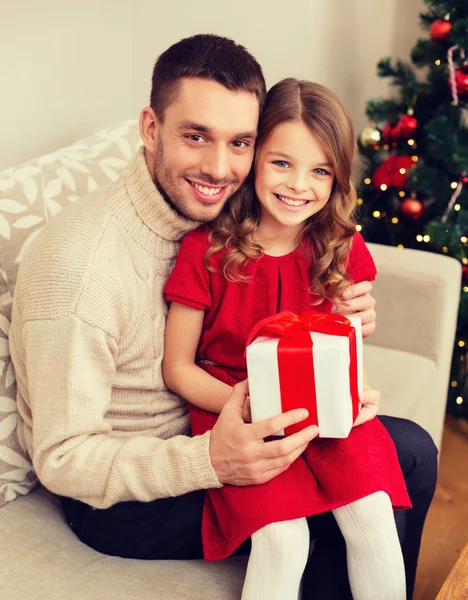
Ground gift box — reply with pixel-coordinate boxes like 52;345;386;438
246;311;363;438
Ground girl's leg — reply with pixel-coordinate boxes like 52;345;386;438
242;517;310;600
332;491;406;600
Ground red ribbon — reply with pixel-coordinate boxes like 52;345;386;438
246;311;360;436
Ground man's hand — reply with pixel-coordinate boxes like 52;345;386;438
354;388;381;427
332;280;376;338
210;380;319;486
242;395;252;423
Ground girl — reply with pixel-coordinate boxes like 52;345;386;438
163;79;410;600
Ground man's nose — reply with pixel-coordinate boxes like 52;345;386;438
200;146;230;183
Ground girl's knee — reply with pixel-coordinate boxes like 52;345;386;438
260;518;310;553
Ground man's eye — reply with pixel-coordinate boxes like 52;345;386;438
231;140;248;148
187;135;205;143
273;160;290;168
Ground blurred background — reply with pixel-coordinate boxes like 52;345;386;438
0;0;421;170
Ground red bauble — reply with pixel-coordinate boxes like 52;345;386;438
430;19;452;41
463;265;468;281
382;114;418;143
401;198;424;220
373;155;414;190
454;66;468;97
396;114;418;138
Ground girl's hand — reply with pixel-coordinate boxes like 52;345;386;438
242;396;252;423
353;388;381;427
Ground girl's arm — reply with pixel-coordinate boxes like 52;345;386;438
162;301;234;415
354;367;381;426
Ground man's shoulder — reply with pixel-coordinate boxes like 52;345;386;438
14;185;141;325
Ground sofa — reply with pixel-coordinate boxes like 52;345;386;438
0;121;462;600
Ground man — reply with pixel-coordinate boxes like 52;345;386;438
9;34;437;599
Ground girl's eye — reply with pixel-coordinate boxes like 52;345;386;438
314;168;330;176
273;160;290;168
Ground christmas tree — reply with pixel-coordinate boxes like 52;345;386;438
357;0;468;419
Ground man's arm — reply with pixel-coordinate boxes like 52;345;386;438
20;314;222;508
332;280;376;338
20;313;317;506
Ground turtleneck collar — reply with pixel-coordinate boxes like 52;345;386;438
125;146;201;241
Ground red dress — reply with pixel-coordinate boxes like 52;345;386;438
164;226;411;561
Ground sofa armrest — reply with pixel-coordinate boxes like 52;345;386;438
366;243;461;362
366;243;461;438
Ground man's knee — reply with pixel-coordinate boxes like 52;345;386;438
379;416;438;493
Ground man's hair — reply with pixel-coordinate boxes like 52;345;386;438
150;34;266;120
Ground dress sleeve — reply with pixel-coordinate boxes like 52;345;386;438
346;232;377;284
164;230;212;311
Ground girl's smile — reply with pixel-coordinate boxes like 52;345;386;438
254;120;335;241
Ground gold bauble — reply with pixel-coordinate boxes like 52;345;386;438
360;127;381;147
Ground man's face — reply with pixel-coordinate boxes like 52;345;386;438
149;78;259;222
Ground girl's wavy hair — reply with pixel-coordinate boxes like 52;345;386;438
205;78;358;303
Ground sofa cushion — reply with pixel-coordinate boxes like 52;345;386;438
0;299;36;507
0;487;247;600
364;344;438;442
0;120;140;298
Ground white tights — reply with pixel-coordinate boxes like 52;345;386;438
241;491;406;600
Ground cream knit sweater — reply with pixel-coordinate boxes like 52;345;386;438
9;147;222;508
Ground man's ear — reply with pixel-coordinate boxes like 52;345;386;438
139;106;159;155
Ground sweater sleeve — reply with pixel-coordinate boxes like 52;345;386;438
346;232;377;284
22;315;221;507
164;230;212;311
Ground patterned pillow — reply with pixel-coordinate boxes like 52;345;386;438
0;119;141;299
0;298;37;506
0;120;141;506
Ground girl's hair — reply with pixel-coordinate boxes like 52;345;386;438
205;78;358;303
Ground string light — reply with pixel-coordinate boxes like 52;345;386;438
397;244;404;249
392;217;399;224
416;234;423;242
399;168;406;174
364;178;371;185
383;144;390;150
356;224;363;232
458;340;465;347
455;204;461;211
464;286;468;292
373;210;381;218
456;396;464;405
411;155;419;162
435;59;441;66
442;246;449;252
380;184;388;191
423;234;430;242
451;381;458;387
463;257;468;264
357;198;363;205
408;139;415;146
399;191;405;197
461;236;467;243
451;181;458;189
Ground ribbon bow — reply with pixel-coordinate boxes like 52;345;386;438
246;310;353;347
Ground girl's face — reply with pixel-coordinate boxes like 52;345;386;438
254;120;335;236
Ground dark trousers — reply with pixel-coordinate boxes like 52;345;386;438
60;416;438;600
